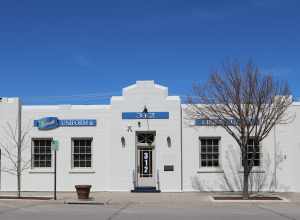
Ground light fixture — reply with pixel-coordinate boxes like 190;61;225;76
142;106;148;113
167;136;171;148
127;126;133;132
121;136;126;148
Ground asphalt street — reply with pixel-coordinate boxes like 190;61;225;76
0;201;299;220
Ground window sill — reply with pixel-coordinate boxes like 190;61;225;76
29;169;53;174
238;168;265;173
69;169;95;174
197;168;224;173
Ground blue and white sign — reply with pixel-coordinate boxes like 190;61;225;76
195;119;237;126
122;112;169;119
34;117;97;130
195;118;258;126
34;117;59;130
59;119;97;126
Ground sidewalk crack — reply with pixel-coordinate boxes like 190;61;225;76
106;202;132;220
255;205;297;220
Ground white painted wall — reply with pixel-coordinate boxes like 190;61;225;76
0;98;20;191
0;81;299;192
181;104;300;192
275;105;300;192
109;81;182;192
10;105;111;191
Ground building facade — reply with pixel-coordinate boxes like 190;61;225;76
0;80;299;192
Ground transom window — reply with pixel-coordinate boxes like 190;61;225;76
244;138;260;167
32;138;52;168
72;138;92;168
200;138;219;167
137;133;155;144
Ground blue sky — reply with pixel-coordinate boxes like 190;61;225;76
0;0;299;104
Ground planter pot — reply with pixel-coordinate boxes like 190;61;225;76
75;185;91;200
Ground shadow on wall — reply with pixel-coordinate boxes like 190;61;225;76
191;144;290;193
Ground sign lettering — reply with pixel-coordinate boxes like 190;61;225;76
122;112;169;119
34;117;97;130
195;118;259;126
143;152;149;174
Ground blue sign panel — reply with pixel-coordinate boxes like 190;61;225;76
34;117;97;130
195;119;233;126
122;112;169;119
34;117;59;130
195;118;258;126
59;119;97;127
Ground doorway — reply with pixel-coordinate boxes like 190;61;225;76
136;132;156;187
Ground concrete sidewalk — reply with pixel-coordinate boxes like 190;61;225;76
1;191;300;207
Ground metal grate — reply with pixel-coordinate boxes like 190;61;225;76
137;133;155;144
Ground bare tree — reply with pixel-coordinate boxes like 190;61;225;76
0;121;31;198
186;60;293;199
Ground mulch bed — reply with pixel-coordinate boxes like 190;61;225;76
213;196;282;201
0;196;52;200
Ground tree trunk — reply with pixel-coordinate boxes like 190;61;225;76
17;167;21;198
242;144;250;199
243;169;249;199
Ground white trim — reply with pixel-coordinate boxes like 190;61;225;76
23;105;111;110
69;169;95;174
238;169;265;173
197;168;224;173
29;169;53;174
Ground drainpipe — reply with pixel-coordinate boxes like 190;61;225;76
273;124;277;191
17;98;22;198
180;106;183;191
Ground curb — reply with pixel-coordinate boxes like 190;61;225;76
63;198;109;205
64;201;106;205
210;196;290;203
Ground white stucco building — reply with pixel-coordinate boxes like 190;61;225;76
0;80;299;192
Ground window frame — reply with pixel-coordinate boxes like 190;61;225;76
242;138;262;168
199;136;221;169
71;137;93;169
31;137;53;169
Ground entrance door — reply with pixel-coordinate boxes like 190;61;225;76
136;132;156;187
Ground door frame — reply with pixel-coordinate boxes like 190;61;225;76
135;131;156;188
